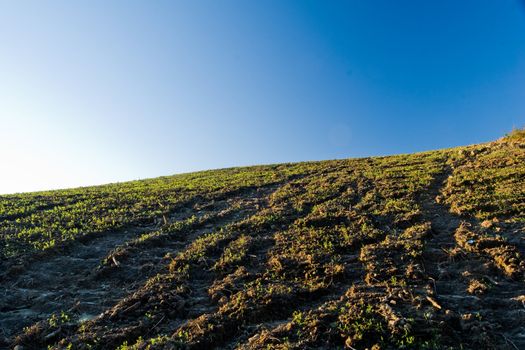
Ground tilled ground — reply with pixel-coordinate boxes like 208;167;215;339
0;186;275;348
1;138;524;350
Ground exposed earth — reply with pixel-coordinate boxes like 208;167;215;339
1;130;524;349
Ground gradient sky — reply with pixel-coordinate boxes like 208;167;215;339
1;1;525;194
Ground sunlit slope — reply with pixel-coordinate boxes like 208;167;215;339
1;132;524;350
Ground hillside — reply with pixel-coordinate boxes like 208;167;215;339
0;132;524;350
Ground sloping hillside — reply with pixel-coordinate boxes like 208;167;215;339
1;132;524;350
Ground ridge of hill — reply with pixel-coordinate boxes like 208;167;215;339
0;132;524;349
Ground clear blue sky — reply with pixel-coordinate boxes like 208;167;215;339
1;1;524;194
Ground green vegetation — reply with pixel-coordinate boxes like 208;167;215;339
1;133;524;349
0;164;313;257
505;126;525;142
442;140;525;220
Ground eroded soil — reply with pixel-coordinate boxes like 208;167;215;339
1;138;524;350
0;186;276;348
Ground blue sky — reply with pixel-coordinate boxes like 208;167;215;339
1;1;524;194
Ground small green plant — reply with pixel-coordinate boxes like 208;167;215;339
48;311;71;328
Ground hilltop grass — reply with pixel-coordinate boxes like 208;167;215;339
505;126;525;142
